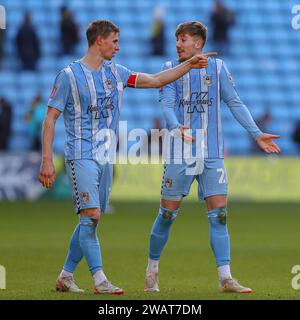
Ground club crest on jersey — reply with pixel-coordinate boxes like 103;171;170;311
203;75;212;86
165;178;173;189
105;79;114;92
80;192;90;204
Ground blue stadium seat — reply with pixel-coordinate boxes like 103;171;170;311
40;73;57;93
69;0;87;11
1;1;299;154
17;72;38;87
38;57;58;72
12;118;28;135
0;72;16;86
9;134;32;151
2;87;17;106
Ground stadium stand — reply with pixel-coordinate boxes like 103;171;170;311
0;0;299;154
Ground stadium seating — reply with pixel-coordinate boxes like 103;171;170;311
0;0;299;154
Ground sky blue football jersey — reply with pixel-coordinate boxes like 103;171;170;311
48;59;135;162
159;58;262;159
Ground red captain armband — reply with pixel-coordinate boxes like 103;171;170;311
127;74;138;88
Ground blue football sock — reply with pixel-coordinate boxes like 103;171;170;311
208;208;230;267
79;217;102;275
63;224;83;273
149;207;178;261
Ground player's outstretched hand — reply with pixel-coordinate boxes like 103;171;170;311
39;160;56;189
256;133;280;153
190;52;218;69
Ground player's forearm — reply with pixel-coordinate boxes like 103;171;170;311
162;103;180;130
153;59;193;88
41;115;56;161
227;97;262;140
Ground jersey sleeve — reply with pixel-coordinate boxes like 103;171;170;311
116;64;138;88
47;70;70;112
219;61;238;103
220;61;262;140
159;62;180;130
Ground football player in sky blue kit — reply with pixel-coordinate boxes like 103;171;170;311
144;21;280;293
38;20;214;294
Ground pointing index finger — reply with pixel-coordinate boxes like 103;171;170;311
204;52;218;57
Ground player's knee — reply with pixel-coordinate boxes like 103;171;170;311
160;199;181;211
80;208;101;225
208;207;227;225
159;206;179;221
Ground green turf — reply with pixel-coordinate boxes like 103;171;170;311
0;200;299;300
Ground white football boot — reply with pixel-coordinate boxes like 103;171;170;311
144;272;160;292
94;280;124;295
55;276;84;293
219;278;252;293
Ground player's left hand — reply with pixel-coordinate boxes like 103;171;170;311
256;133;281;153
190;52;218;69
39;160;56;189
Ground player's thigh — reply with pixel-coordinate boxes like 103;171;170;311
161;161;196;202
197;159;227;201
65;159;101;214
205;195;227;211
97;162;113;213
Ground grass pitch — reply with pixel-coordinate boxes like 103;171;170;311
0;200;299;300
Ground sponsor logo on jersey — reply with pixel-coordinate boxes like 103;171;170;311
179;92;213;113
88;97;114;119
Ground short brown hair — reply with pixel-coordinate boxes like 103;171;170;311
175;21;207;45
86;20;120;47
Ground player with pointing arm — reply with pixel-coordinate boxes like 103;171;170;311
38;19;216;295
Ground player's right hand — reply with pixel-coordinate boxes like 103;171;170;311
179;125;195;144
190;52;218;69
39;160;56;189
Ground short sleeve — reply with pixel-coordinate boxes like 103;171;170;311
159;61;180;130
158;61;176;103
47;70;70;112
115;64;137;88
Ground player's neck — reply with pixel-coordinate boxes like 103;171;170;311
81;49;105;72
